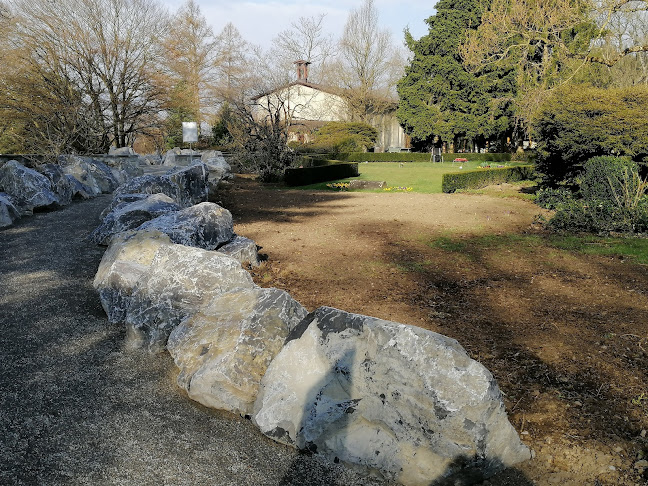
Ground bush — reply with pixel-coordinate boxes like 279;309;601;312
544;156;648;234
535;186;573;210
534;85;648;185
547;199;648;234
578;156;639;203
441;165;535;193
305;122;378;154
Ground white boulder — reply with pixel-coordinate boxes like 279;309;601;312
137;202;233;250
253;306;531;486
168;287;307;416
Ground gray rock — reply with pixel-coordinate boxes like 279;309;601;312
0;192;20;228
0;160;60;215
137;202;233;250
162;149;177;166
109;146;136;156
65;174;100;199
253;306;531;486
218;235;260;267
123;244;255;351
165;163;209;206
99;193;151;220
35;163;74;206
59;155;120;195
141;154;162;165
114;174;183;204
89;193;181;245
167;287;307;416
93;230;173;323
202;151;233;191
114;163;208;207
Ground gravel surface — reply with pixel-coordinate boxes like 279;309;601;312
0;196;392;486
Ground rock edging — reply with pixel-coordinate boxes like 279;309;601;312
92;167;531;486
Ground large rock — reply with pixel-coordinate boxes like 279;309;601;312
253;307;531;486
0;192;20;228
114;174;183;204
36;163;75;206
99;193;151;220
202;150;233;191
167;287;307;416
59;155;120;196
162;149;178;166
137;202;233;250
217;235;260;267
93;230;172;323
89;193;181;245
65;174;101;199
0;160;60;214
108;146;136;156
123;244;255;351
114;163;208;207
165;163;209;206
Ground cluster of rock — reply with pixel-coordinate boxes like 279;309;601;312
92;163;531;485
0;155;143;228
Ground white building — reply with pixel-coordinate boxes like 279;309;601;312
252;61;410;152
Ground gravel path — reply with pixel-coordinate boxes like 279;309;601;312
0;197;390;486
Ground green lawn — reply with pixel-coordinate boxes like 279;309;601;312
296;160;521;193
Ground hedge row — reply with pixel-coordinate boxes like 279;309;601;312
284;163;359;186
442;165;535;193
294;152;513;163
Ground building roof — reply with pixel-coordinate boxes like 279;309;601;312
251;80;343;101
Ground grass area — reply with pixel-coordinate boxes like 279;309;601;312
295;160;524;193
426;233;648;265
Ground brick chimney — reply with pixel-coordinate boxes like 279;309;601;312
295;60;311;82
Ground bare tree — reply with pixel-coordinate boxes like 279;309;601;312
270;13;336;84
5;0;168;151
337;0;405;121
213;22;257;105
160;0;218;130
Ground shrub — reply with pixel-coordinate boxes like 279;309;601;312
441;165;535;193
578;156;639;203
534;85;648;185
535;186;573;210
306;122;378;154
544;156;648;234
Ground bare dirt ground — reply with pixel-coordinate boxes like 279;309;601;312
217;176;648;486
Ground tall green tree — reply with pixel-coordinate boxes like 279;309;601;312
397;0;516;152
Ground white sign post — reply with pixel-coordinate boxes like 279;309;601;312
182;121;198;163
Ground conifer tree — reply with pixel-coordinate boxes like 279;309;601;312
396;0;516;151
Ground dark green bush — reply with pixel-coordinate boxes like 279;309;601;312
304;122;378;154
547;199;648;234
543;156;648;234
534;85;648;185
441;165;535;193
578;156;638;202
284;163;359;186
535;187;573;210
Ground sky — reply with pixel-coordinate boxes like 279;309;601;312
161;0;434;49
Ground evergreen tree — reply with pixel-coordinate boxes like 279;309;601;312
396;0;516;151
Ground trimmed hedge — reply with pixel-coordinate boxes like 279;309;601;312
284;163;359;186
442;165;535;193
335;152;514;163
